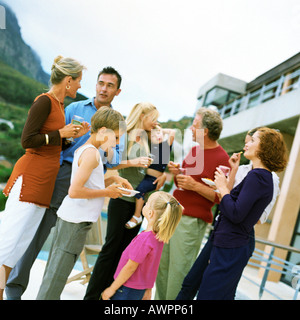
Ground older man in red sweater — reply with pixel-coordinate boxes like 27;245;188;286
155;107;230;300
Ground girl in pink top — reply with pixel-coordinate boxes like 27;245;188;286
102;191;183;300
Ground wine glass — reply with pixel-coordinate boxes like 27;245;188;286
67;115;84;142
178;167;187;191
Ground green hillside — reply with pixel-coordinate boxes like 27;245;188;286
0;60;46;164
160;116;193;136
0;60;48;105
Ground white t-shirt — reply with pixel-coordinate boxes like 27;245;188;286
57;144;105;223
233;163;280;224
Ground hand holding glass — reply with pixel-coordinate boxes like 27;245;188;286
178;167;187;190
67;115;84;142
148;153;155;163
218;165;231;177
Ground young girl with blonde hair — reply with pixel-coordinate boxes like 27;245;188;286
102;191;183;300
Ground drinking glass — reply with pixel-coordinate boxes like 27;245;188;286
138;154;154;174
218;165;231;177
67;115;84;142
178;167;187;190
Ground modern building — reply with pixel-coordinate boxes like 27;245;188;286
196;52;300;284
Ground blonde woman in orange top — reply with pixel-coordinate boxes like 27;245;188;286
0;55;89;300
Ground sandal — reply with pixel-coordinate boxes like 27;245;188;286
125;215;143;229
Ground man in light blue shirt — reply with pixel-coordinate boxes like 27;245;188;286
6;67;124;300
62;97;122;169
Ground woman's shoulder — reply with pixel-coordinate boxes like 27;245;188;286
32;93;51;106
28;94;52;116
246;168;273;186
34;93;52;104
249;168;271;176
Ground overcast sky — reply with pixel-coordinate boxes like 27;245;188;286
3;0;300;121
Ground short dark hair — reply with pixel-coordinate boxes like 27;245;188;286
97;66;122;89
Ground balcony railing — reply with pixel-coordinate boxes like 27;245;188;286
219;67;300;119
245;237;300;300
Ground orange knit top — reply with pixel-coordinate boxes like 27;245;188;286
3;93;65;208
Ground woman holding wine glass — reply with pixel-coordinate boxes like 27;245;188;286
0;55;89;300
194;127;288;300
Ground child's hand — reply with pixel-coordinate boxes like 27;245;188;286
114;176;133;190
142;288;152;300
105;184;127;198
102;287;116;300
153;173;166;190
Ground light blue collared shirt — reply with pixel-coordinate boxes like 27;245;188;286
61;98;124;172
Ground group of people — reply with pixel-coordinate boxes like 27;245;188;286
0;55;288;300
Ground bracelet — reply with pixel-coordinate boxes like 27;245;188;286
45;133;49;145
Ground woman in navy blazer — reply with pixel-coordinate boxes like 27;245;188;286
195;127;287;300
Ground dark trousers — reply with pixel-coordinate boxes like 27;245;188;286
84;198;141;300
176;229;255;300
111;285;146;300
5;161;72;299
197;244;250;300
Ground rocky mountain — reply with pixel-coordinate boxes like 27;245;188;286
0;1;50;84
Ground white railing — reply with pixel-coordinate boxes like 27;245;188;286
219;68;300;119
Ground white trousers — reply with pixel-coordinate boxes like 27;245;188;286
0;176;45;268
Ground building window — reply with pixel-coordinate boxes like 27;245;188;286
197;96;203;108
204;86;239;107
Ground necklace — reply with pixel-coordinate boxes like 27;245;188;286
48;91;65;120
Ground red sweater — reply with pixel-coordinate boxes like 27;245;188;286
173;145;229;223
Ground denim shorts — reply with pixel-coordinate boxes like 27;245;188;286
111;285;146;300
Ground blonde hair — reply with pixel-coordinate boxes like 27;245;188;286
126;102;159;154
151;191;183;243
50;55;86;85
91;107;126;133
